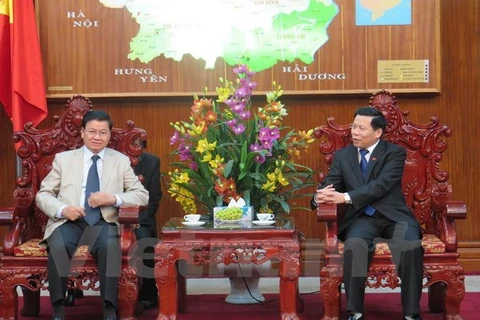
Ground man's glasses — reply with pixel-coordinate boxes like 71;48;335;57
84;129;110;138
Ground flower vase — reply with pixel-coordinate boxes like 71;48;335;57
217;260;272;304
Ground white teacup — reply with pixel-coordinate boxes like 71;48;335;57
256;213;274;221
184;214;201;222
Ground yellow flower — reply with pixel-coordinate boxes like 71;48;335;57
216;83;233;103
299;129;315;144
201;151;213;163
262;180;276;193
187;123;205;137
266;172;276;182
209;154;224;169
196;139;216;153
277;172;289;186
169;170;190;184
288;147;302;158
168;183;197;214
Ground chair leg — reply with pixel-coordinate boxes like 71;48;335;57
118;266;138;320
427;265;465;320
0;270;17;320
428;282;445;313
20;288;40;316
320;265;342;320
444;270;465;320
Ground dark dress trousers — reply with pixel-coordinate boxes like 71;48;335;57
133;152;162;302
313;140;424;316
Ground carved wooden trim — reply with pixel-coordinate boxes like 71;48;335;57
118;266;138;320
0;270;16;320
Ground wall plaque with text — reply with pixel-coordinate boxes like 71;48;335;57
378;60;429;83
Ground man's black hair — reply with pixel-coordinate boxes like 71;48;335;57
138;139;147;149
82;110;113;130
354;107;387;132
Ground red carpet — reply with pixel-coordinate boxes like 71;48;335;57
19;292;479;319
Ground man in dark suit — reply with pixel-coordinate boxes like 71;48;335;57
312;107;423;320
133;139;162;310
36;110;149;320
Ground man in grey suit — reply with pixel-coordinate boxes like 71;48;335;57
36;110;149;320
313;107;423;320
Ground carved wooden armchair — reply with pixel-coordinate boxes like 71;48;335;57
0;95;146;320
314;90;466;320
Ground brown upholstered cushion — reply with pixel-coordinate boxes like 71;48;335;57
338;233;445;255
14;239;90;257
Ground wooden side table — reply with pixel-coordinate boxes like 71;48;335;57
155;217;301;319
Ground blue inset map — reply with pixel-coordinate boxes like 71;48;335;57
356;0;411;26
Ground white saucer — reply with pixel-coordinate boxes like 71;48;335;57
252;220;276;226
182;221;205;227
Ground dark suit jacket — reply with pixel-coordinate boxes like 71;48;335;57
134;152;162;227
314;140;419;240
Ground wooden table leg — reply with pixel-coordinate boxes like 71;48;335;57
155;244;178;320
279;245;300;320
177;262;187;312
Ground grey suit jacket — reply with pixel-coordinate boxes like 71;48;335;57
318;140;419;239
36;147;149;245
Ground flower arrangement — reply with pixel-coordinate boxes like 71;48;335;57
167;64;316;216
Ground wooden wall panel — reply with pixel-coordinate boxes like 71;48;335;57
0;109;17;207
1;0;479;269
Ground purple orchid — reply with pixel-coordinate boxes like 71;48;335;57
235;87;248;98
233;65;249;74
232;123;246;135
250;143;263;152
254;153;266;164
238;110;251;120
230;101;246;114
268;127;280;140
169;130;180;145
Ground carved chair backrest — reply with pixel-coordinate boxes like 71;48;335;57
314;90;452;235
12;95;146;242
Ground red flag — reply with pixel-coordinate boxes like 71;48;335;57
0;0;47;136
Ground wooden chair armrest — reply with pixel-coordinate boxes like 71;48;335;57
118;205;142;255
434;201;467;252
445;201;467;219
0;207;25;256
0;207;15;225
316;203;338;222
316;203;339;254
118;205;141;224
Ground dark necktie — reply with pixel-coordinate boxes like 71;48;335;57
84;155;101;225
359;149;376;216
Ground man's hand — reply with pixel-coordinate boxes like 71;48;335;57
314;184;345;204
62;206;86;221
88;191;116;208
